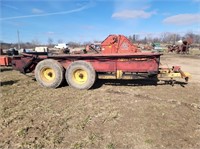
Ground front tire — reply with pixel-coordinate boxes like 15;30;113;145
65;61;96;90
35;59;64;88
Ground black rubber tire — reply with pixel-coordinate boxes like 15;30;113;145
65;61;96;90
35;59;64;88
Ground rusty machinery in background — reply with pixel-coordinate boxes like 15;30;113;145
167;37;193;54
0;35;191;90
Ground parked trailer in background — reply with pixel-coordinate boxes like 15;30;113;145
54;43;69;49
1;35;191;89
35;47;49;52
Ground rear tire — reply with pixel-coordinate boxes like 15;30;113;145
35;59;64;88
65;61;96;90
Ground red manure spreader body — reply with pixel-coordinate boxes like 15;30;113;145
0;35;190;89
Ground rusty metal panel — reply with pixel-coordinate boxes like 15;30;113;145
0;56;12;66
116;58;159;72
89;60;116;72
59;59;116;72
12;56;38;73
101;35;139;54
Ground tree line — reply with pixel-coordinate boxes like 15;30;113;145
1;32;200;49
127;32;200;45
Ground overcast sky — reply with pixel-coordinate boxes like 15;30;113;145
0;0;200;44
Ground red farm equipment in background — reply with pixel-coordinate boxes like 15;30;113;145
0;49;12;66
0;56;12;66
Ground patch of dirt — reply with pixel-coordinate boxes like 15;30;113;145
0;54;200;148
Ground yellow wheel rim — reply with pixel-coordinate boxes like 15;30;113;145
73;69;87;84
40;67;55;83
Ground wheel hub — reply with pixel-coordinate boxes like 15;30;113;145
73;69;87;84
41;68;55;82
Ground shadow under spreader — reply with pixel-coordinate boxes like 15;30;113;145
92;79;188;89
0;80;19;86
0;67;13;72
30;76;188;89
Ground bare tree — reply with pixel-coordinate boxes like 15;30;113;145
146;34;153;43
185;32;200;44
93;40;101;43
127;34;139;43
48;38;54;46
128;36;133;43
68;41;81;48
132;34;139;42
31;39;40;46
153;37;160;43
57;39;63;43
160;32;178;44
